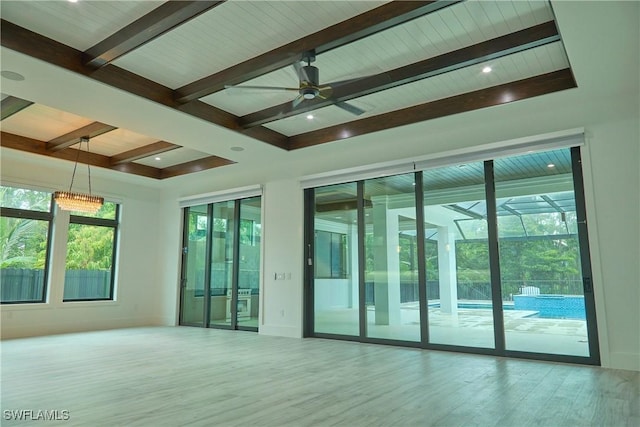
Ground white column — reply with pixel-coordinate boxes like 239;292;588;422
437;227;458;315
372;200;401;325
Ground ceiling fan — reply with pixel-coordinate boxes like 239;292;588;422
224;51;366;116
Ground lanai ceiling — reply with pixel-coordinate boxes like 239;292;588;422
1;0;577;180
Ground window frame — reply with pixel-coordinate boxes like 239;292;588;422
63;205;120;302
0;196;55;304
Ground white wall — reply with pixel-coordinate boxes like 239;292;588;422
0;151;165;338
258;179;305;338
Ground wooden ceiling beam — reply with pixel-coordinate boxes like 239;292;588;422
84;1;225;68
239;21;561;128
2;132;234;179
160;156;235;179
47;122;117;152
1;96;34;120
0;19;288;150
110;141;180;166
289;69;577;150
1;131;161;179
174;0;461;103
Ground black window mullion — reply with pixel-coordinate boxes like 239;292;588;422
571;146;601;364
414;171;429;345
230;199;242;330
203;204;213;327
303;188;315;337
107;204;120;301
0;207;52;221
357;181;366;339
178;208;190;325
484;160;506;353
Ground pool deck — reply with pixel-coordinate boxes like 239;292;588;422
316;301;590;357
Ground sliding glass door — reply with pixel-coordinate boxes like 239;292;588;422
209;201;235;327
305;146;599;365
423;162;496;349
364;175;420;342
494;148;597;357
179;196;261;331
312;183;360;337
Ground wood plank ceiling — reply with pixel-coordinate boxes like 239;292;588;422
0;0;576;180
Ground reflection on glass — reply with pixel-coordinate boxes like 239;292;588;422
0;217;49;303
424;162;495;348
313;183;359;336
364;174;420;342
64;224;114;300
237;197;261;329
210;201;235;326
495;148;589;357
180;205;207;326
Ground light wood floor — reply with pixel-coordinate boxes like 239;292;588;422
1;327;638;426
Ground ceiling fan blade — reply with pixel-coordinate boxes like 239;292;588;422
292;95;305;109
335;101;366;116
325;72;393;91
224;85;299;92
317;85;333;99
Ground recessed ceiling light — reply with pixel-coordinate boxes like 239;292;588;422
230;146;244;152
1;71;25;81
68;0;79;3
154;157;161;161
547;163;555;168
306;114;314;120
482;66;492;73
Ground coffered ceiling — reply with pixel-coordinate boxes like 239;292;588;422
0;1;603;180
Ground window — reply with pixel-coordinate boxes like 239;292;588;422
315;230;348;278
63;202;119;301
0;186;54;303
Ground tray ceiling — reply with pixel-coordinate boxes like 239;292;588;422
1;0;577;180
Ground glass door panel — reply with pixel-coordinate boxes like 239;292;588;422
423;163;495;348
179;205;208;326
237;197;261;329
209;201;236;327
494;148;590;357
364;174;420;342
313;183;359;336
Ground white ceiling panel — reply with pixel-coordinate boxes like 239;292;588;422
0;103;93;141
0;0;163;51
134;147;210;168
88;128;160;157
114;1;389;89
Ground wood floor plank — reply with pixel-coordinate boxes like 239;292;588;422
0;327;637;426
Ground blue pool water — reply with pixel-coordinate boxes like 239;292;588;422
513;295;586;320
430;297;585;320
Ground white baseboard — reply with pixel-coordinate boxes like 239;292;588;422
258;324;302;338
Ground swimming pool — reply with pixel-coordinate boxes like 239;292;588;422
513;294;586;319
429;297;586;320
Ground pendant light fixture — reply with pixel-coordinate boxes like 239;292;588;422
53;136;104;214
